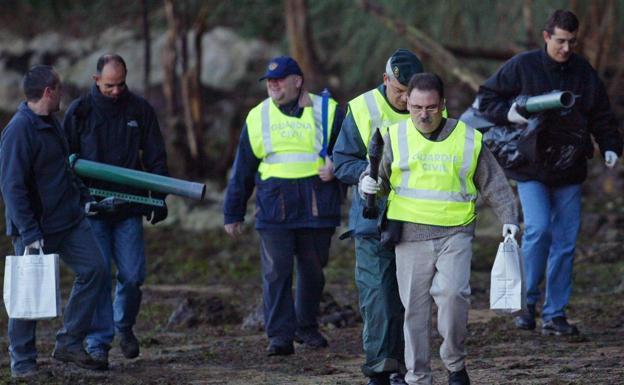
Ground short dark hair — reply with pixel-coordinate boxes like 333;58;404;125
22;65;59;102
96;54;127;75
407;72;444;100
544;9;579;35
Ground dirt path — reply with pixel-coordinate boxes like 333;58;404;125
1;287;622;384
1;229;623;384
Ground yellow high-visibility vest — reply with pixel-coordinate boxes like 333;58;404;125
387;119;482;226
348;88;408;150
247;93;337;180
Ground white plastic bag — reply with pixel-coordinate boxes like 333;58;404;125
489;235;526;315
3;247;62;319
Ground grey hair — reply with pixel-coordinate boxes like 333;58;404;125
385;57;395;80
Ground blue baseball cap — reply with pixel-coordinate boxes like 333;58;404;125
259;56;303;81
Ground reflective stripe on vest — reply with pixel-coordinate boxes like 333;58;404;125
248;94;336;180
363;90;382;133
348;89;409;151
387;119;482;226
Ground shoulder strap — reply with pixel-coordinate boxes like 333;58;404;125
320;88;330;158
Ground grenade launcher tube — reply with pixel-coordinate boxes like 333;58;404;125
69;154;206;201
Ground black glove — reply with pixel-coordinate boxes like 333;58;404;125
86;197;130;215
146;202;168;225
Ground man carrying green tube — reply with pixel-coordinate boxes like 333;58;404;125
62;54;169;368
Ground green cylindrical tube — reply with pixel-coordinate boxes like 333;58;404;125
69;155;205;201
524;91;575;113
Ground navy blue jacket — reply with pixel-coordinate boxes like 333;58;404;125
479;48;622;185
0;102;90;245
223;98;344;229
62;84;168;218
333;85;405;238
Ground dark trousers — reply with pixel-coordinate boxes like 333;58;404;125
355;237;405;377
8;219;107;373
258;227;334;346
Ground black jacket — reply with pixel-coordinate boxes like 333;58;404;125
478;48;622;186
62;84;168;218
0;102;90;244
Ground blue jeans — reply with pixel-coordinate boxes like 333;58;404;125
257;228;334;346
8;219;107;374
517;181;582;321
85;216;146;354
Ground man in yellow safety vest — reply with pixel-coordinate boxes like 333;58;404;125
360;73;518;385
224;56;344;356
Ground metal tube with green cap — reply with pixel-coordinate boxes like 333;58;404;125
517;90;575;114
69;154;206;201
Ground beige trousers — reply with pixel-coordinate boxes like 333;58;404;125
395;232;472;385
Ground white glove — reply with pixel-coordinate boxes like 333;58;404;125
25;239;44;251
359;175;380;199
502;224;519;238
85;201;97;216
605;151;618;168
507;102;529;125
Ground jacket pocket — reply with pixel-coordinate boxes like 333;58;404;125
312;179;341;219
255;182;285;223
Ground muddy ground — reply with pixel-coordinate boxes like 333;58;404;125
0;206;623;385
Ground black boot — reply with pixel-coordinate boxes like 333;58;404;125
294;328;328;348
52;345;108;370
119;330;140;359
266;342;294;356
448;368;470;385
366;373;390;385
542;316;579;336
514;303;536;330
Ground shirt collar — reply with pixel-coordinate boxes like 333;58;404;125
90;83;129;111
540;45;576;72
18;101;57;130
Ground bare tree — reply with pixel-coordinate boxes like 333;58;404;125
162;0;209;177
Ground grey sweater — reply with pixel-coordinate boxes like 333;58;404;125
376;118;519;242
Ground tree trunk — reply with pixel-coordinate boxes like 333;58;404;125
163;0;178;118
522;0;536;48
284;0;324;91
141;0;151;99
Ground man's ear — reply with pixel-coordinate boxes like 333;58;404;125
295;75;303;88
42;86;53;98
542;30;550;43
92;74;99;82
